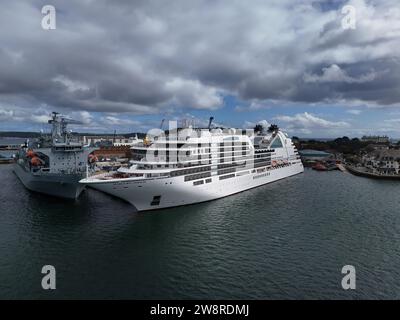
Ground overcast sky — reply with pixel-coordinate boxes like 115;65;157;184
1;0;400;137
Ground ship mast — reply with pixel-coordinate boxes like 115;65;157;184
48;112;82;145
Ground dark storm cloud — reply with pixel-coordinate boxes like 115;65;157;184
0;0;400;124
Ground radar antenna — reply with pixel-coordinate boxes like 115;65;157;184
208;116;214;129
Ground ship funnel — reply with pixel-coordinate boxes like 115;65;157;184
268;124;279;133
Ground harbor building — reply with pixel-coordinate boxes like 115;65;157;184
361;135;390;144
82;135;142;147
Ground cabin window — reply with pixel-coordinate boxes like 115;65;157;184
219;174;235;180
270;137;283;148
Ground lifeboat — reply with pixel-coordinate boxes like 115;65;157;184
143;136;151;146
88;154;98;163
26;150;35;158
312;163;327;171
30;156;43;166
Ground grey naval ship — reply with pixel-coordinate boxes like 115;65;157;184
14;112;96;199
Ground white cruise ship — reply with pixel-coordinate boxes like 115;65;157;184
80;123;304;211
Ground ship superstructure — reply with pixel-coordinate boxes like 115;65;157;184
14;112;96;199
80;123;304;211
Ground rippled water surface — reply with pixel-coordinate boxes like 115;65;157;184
1;163;400;299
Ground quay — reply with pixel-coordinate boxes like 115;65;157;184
0;143;20;151
346;165;400;180
0;143;20;164
0;158;13;164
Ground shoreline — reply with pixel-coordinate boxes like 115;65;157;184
346;165;400;180
0;158;14;164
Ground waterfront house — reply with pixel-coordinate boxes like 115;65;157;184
362;149;400;175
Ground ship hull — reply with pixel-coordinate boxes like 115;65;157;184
84;162;304;211
13;163;85;199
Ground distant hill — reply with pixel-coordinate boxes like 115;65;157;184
0;131;41;138
0;131;146;139
77;132;147;139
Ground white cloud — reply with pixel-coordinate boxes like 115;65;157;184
0;106;53;124
77;111;93;124
164;78;223;110
0;108;13;121
303;64;376;84
384;118;400;124
52;75;90;93
274;112;350;130
101;116;140;127
1;0;400;131
258;119;270;129
242;119;270;129
30;115;50;124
